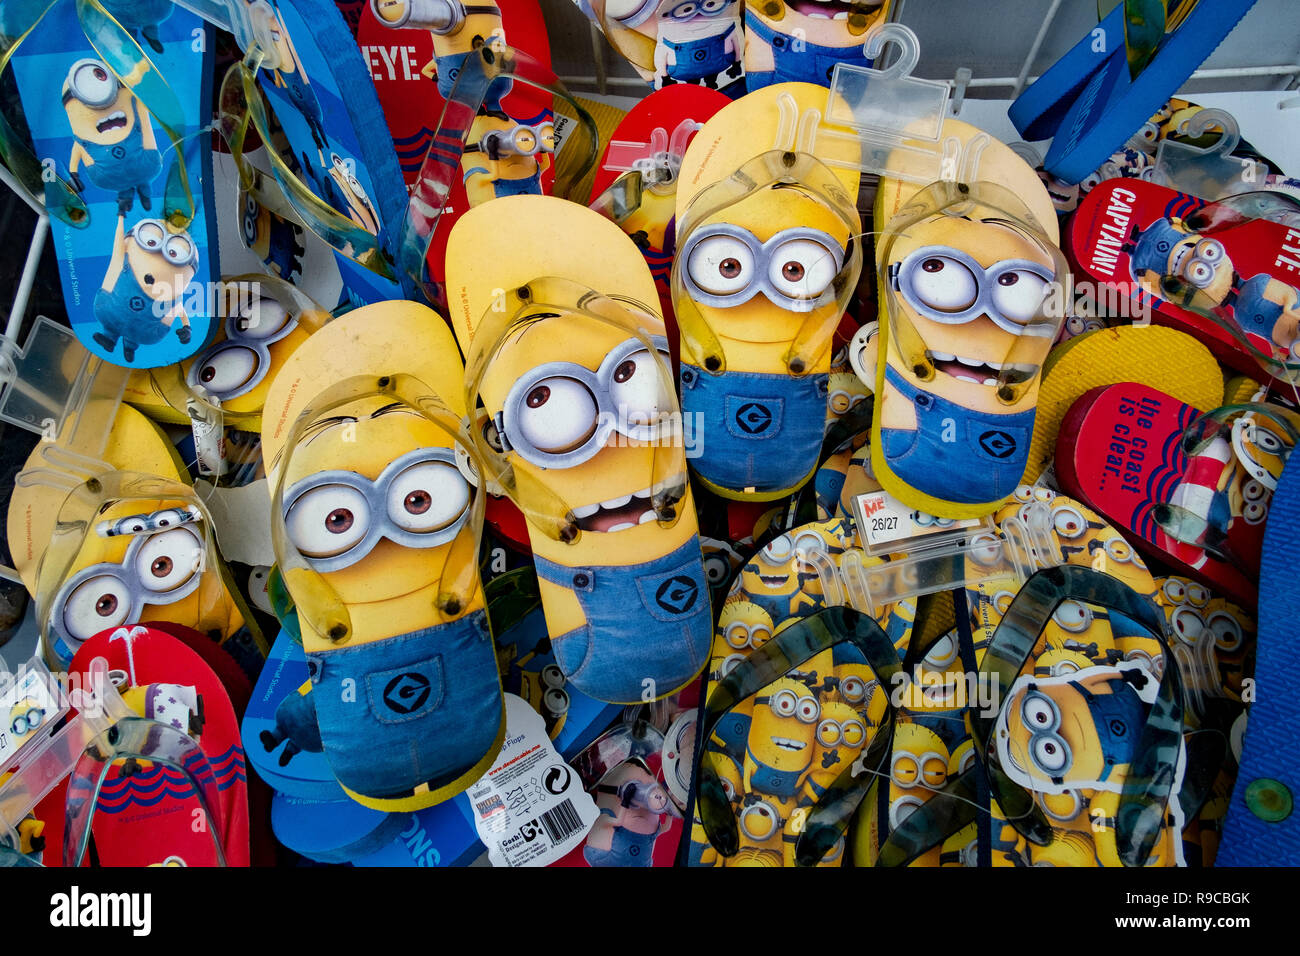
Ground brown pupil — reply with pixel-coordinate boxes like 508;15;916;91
998;273;1019;286
151;557;173;578
201;366;216;383
614;359;636;383
326;508;354;534
96;594;118;616
526;385;550;408
783;261;804;281
719;258;742;279
405;491;431;515
922;258;944;272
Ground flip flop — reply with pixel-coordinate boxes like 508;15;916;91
5;0;219;368
1013;0;1260;184
1217;446;1300;865
1068;178;1300;385
66;625;250;866
262;300;506;810
448;194;713;706
1057;385;1299;606
671;82;864;500
1023;324;1224;484
870;179;1069;517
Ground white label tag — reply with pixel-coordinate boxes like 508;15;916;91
468;694;599;867
0;667;64;768
852;490;980;551
550;113;573;156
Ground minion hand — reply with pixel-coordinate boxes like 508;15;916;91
176;325;192;345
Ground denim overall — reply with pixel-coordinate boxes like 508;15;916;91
745;752;803;801
881;366;1035;505
81;122;162;207
1068;677;1147;784
583;816;659;867
662;23;737;82
679;363;828;494
491;168;543;198
306;609;501;801
532;535;711;703
93;269;170;353
742;11;872;90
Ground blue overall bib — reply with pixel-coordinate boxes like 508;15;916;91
491;168;543;198
745;750;803;801
93;269;171;355
80;119;162;207
881;366;1035;505
435;51;509;111
743;12;872;90
583;815;659;867
1069;677;1147;784
532;535;711;704
306;609;502;801
662;24;737;82
1229;273;1286;341
679;363;828;494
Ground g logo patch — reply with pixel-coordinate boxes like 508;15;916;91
979;430;1017;459
128;295;146;312
736;402;773;435
111;145;126;160
656;575;699;614
383;672;431;714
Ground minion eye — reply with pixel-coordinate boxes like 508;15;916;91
164;235;194;265
1254;428;1283;454
286;484;371;558
62;573;131;643
1172;607;1205;644
72;60;117;106
991;269;1050;324
771;689;797;717
761;535;794;566
1185;260;1214;288
749;625;772;647
969;531;1003;566
1185;582;1209;606
1195;239;1224;263
114;516;150;535
739;802;778;841
839;675;866;703
385;459;469;534
517;377;599;454
543;687;569;715
817;719;841;747
1031;736;1070;774
191;345;261;397
700;0;726;11
724;622;750;649
1065;315;1088;336
719;653;744;678
135;526;203;595
1021;692;1059;732
541;664;565;688
1051;504;1086;539
923;634;958;670
1162;578;1187;603
703;554;729;584
909;255;977;313
796;695;820;724
1052;600;1092;633
608;347;670;427
235;298;292;340
921;756;947;788
136;221;165;251
891;754;919;786
148;509;183;530
841;719;866;747
1243;500;1267;524
1242;479;1266;503
767;236;839;301
1207;611;1244;652
687;233;753;296
1104;536;1133;563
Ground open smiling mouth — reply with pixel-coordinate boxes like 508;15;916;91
789;0;870;19
572;487;659;533
96;111;127;134
926;350;1008;386
772;736;806;752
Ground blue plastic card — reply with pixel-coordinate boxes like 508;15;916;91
9;1;217;368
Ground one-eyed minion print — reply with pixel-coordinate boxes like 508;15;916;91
369;0;509;109
62;58;162;216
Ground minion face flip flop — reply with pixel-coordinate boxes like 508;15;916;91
672;82;864;501
447;194;713;706
871;180;1068;518
262;302;505;811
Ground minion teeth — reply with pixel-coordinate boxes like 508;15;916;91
789;0;856;18
772;736;805;751
926;351;1008;386
571;487;660;533
97;110;128;133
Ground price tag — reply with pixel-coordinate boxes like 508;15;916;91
468;695;599;867
851;490;980;553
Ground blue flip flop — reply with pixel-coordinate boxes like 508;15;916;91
1217;445;1300;865
1012;1;1259;185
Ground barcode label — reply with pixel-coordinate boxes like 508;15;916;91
540;799;582;845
